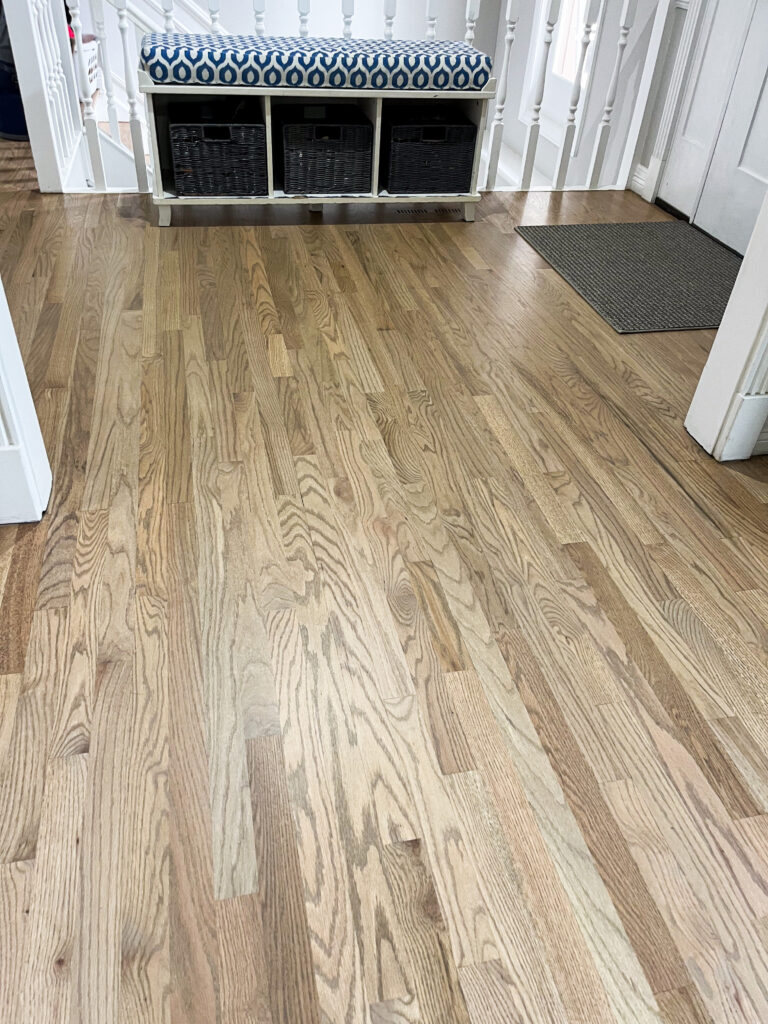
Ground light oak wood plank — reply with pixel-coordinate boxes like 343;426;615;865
247;735;322;1024
21;753;88;1023
380;839;471;1024
0;859;34;1020
191;442;259;900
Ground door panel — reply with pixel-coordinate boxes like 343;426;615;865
658;0;753;216
694;0;768;253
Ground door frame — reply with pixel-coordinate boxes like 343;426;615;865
684;0;758;227
0;276;52;523
685;190;768;460
631;0;753;208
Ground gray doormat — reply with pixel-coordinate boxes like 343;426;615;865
515;220;742;334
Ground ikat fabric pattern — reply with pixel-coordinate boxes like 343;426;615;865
140;33;492;90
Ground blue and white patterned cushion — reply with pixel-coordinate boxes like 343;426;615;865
140;34;492;90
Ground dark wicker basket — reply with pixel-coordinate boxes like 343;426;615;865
276;104;373;195
381;104;477;195
170;121;268;197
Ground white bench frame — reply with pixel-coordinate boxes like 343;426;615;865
138;68;495;224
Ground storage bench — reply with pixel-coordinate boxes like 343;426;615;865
138;33;495;224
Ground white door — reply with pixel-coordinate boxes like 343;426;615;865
694;0;768;253
0;276;52;523
657;0;754;218
658;0;768;254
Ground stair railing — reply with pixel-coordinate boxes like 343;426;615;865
25;0;655;197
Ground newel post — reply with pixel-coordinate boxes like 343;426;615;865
115;0;149;192
89;0;120;139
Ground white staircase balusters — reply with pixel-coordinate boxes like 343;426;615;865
520;0;561;190
464;0;480;44
67;0;107;190
426;0;437;41
89;0;120;139
115;0;149;191
485;0;519;191
161;0;174;31
342;0;354;38
253;0;266;35
3;0;86;190
47;0;84;156
42;0;78;153
553;0;600;190
384;0;396;39
33;1;71;160
588;0;637;189
208;0;222;33
298;0;310;36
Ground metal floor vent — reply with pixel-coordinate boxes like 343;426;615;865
395;206;462;215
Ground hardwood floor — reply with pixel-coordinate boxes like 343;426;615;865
2;149;768;1023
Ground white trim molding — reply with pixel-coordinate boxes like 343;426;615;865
629;0;706;202
0;277;52;523
685;191;768;461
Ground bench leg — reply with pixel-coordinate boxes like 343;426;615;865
463;203;476;223
157;205;172;228
308;203;323;214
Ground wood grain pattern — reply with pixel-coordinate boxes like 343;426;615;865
247;735;321;1024
21;753;87;1023
380;838;471;1024
0;859;34;1020
1;158;767;1023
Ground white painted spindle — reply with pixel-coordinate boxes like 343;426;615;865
44;0;80;153
116;0;149;192
298;0;310;36
254;0;266;35
485;0;519;191
208;0;222;33
520;0;561;190
588;0;637;188
384;0;396;39
67;0;106;190
553;0;600;189
161;0;174;32
426;0;438;40
89;0;120;139
464;0;480;44
342;0;354;38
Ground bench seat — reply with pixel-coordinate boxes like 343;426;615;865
140;33;492;91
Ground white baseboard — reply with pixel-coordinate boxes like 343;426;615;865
629;162;648;195
753;420;768;455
